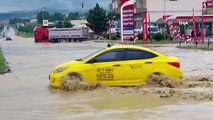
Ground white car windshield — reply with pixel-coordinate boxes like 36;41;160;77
148;28;158;32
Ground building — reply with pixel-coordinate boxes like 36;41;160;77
147;0;206;22
110;0;206;27
70;20;94;38
71;20;88;27
30;19;37;24
109;0;213;36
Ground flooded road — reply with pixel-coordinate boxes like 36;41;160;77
0;29;213;120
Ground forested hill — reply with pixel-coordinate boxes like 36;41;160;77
0;8;73;20
0;11;36;20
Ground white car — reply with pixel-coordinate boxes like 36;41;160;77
6;36;12;41
148;26;160;34
134;29;141;34
137;26;160;34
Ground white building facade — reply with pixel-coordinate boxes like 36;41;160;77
147;0;206;22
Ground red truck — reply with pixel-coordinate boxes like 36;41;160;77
33;26;90;43
34;26;48;42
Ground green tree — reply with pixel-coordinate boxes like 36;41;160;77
36;11;50;25
67;12;80;20
9;18;18;25
9;18;30;25
50;12;65;22
55;21;73;28
86;3;108;34
0;24;4;33
107;11;118;20
63;21;73;28
153;33;164;41
56;21;63;28
18;24;34;33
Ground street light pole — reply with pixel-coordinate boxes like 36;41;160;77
164;0;166;40
164;0;166;17
201;2;204;44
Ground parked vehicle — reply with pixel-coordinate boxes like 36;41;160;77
134;29;141;34
34;26;90;43
2;32;5;38
6;36;12;41
136;26;160;34
148;26;160;34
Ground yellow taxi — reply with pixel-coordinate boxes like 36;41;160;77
49;45;183;88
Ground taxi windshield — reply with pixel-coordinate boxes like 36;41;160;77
76;48;105;61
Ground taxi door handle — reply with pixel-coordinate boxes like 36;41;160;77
145;62;153;64
113;64;120;67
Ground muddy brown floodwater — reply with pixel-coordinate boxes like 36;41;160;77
0;28;213;120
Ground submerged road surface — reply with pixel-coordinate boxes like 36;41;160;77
0;28;213;120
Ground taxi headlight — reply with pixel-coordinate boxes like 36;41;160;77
54;66;69;73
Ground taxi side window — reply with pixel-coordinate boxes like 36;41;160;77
93;50;125;62
125;49;157;60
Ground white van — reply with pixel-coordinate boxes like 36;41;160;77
139;26;160;34
148;26;160;34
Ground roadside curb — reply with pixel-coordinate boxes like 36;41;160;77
177;46;213;51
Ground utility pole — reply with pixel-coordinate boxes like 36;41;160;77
42;7;45;21
149;14;152;40
82;1;84;21
164;0;166;17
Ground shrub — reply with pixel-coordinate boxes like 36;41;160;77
116;32;120;38
129;37;134;41
103;33;109;39
169;36;174;41
153;33;164;41
137;32;142;40
148;33;154;39
111;35;118;40
18;24;34;34
165;33;169;40
0;48;6;73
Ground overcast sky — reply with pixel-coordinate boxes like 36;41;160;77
0;0;111;13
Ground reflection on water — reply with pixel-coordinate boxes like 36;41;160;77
47;88;213;120
47;88;179;120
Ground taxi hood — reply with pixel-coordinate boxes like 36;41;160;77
54;60;82;69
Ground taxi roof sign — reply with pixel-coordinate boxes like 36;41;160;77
43;20;49;26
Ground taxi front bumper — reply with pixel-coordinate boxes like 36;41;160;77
49;73;61;88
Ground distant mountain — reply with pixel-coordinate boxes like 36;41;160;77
38;7;85;15
43;7;70;14
0;11;36;20
0;7;82;20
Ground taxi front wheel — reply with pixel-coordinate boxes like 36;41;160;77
60;73;83;91
68;73;83;81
